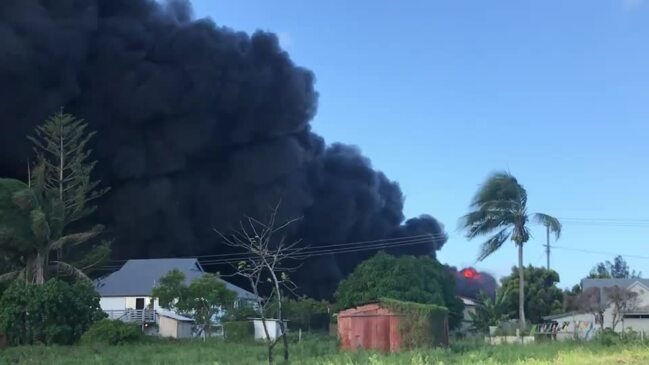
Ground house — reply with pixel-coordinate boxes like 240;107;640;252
542;278;649;340
158;311;195;339
459;296;478;333
95;258;257;324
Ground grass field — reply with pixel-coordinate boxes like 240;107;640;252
2;336;649;365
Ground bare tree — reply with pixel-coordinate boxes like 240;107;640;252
571;287;607;330
215;203;303;365
605;285;639;331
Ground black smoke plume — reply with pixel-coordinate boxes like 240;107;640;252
447;266;498;300
0;0;447;298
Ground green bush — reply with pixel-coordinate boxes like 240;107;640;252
594;328;619;346
221;304;259;322
266;297;331;332
594;327;641;346
223;321;254;342
380;298;448;348
0;279;105;345
81;319;142;345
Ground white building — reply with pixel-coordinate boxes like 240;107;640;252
158;311;195;339
251;318;287;341
543;278;649;340
459;296;478;333
95;258;257;325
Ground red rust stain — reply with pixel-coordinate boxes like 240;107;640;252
337;303;403;353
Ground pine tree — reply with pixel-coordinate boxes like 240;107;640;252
0;109;112;282
28;109;109;225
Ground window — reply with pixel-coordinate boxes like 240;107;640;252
623;314;649;319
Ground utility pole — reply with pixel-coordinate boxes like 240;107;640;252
545;224;550;270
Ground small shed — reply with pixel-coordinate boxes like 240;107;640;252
251;318;287;341
158;311;194;339
337;299;448;352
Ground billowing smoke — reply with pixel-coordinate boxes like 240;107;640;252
448;266;498;300
0;0;446;298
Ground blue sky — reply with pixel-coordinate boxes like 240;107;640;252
192;0;649;288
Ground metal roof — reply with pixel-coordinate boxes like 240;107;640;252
459;297;477;307
581;278;649;291
158;310;194;322
95;258;256;299
542;311;579;321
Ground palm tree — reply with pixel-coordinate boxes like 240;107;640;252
0;178;103;284
469;289;510;334
460;172;561;336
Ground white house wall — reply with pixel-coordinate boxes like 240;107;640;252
100;297;126;311
100;296;160;311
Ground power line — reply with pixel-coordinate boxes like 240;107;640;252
109;232;448;263
200;236;445;265
550;245;649;261
98;237;437;270
559;217;649;223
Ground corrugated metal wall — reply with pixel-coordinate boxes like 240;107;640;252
337;303;448;352
337;304;403;352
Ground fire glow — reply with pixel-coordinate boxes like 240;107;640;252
460;268;479;280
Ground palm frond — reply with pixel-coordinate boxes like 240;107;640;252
49;224;104;251
0;270;21;283
461;209;514;238
533;213;562;240
477;228;511;261
470;172;527;210
50;261;91;282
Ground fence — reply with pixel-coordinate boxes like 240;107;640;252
104;309;156;324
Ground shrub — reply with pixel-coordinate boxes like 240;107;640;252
221;304;259;322
0;279;105;345
223;321;254;342
380;298;448;348
81;319;142;345
594;328;619;346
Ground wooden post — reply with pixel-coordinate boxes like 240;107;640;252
298;328;302;343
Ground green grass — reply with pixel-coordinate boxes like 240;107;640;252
2;335;649;365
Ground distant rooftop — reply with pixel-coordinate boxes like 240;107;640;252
581;278;649;291
95;258;256;299
459;297;477;306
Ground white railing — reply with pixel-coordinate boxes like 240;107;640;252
104;309;156;323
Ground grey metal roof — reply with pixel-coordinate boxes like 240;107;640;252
95;258;256;299
158;310;194;322
542;311;579;321
581;278;649;291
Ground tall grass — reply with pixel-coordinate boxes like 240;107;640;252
2;335;649;365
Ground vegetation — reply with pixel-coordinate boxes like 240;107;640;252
605;285;639;331
0;279;104;345
222;303;261;322
80;319;142;345
223;321;255;342
215;204;305;364
379;298;449;348
468;290;510;333
566;284;639;331
499;266;564;324
152;269;236;338
589;255;641;279
334;252;464;329
0;110;108;284
267;297;331;332
460;172;561;335
3;336;649;364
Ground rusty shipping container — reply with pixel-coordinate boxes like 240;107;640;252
337;303;404;352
